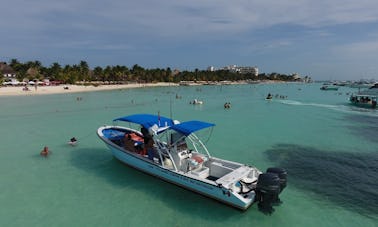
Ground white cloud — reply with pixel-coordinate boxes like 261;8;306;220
3;0;378;38
2;0;378;79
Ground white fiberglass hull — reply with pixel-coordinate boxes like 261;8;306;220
97;127;254;210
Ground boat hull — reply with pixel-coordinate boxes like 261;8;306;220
98;128;254;210
320;86;338;90
349;101;377;108
349;95;377;109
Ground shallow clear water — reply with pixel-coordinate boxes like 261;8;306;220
0;83;377;226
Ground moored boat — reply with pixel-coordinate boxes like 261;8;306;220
349;83;378;108
97;114;287;212
320;85;339;90
190;99;203;104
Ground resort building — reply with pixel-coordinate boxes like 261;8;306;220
0;62;16;78
207;66;215;72
237;66;259;76
292;73;300;80
208;65;259;76
1;62;19;85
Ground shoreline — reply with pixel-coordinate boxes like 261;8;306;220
0;80;302;97
0;82;178;96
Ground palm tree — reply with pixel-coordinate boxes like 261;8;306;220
93;66;103;81
49;62;62;80
79;60;90;81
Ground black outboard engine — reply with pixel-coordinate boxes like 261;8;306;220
267;167;287;204
255;167;287;214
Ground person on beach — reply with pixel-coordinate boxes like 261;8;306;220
40;146;49;157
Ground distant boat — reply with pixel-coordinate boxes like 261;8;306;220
349;80;376;88
190;99;203;105
97;114;287;211
320;85;339;91
349;83;378;108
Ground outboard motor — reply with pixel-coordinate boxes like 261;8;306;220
255;172;280;214
255;167;287;214
266;167;287;205
267;167;287;192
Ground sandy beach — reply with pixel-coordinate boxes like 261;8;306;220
0;80;291;96
0;82;178;96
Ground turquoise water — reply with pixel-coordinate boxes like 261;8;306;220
0;83;377;226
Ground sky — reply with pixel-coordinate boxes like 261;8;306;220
1;0;378;81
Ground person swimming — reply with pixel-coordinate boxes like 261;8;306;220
69;137;77;146
40;146;49;157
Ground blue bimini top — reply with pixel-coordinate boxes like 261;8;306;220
113;114;175;129
170;120;215;136
113;114;215;136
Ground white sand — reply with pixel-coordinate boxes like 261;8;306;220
0;82;178;96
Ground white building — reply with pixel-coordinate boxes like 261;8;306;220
207;66;215;72
237;66;258;76
207;65;259;76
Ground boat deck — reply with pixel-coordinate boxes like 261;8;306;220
216;165;252;188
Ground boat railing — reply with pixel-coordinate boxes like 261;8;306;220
187;134;211;157
152;129;212;171
154;140;179;170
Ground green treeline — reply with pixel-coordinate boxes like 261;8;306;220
2;59;301;84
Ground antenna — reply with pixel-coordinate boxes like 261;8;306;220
169;81;173;119
170;92;173;119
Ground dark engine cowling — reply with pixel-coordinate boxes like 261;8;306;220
255;167;287;214
267;167;287;193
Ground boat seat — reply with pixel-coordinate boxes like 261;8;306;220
191;167;209;178
215;166;251;189
209;162;233;178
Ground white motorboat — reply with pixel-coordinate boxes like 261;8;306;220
97;114;287;212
